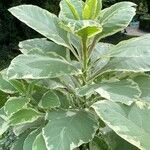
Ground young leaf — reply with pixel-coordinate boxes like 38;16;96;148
59;0;83;19
39;91;60;109
9;108;42;125
92;100;150;150
98;2;136;38
7;54;79;79
42;110;98;150
77;80;141;105
4;97;29;116
83;0;102;19
9;5;71;49
19;38;67;58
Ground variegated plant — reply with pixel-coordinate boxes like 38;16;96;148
0;0;150;149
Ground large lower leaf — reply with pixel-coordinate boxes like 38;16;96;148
19;38;67;57
77;80;140;105
98;2;136;38
92;100;150;150
9;5;71;49
7;54;79;79
42;110;98;150
134;75;150;102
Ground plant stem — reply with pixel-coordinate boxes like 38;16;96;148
82;37;88;85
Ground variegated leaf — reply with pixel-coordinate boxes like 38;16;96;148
92;100;150;150
19;38;67;58
42;110;98;150
9;108;42;125
77;80;140;105
98;2;136;38
7;54;79;79
4;97;29;116
9;5;71;49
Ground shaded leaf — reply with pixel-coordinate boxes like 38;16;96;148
39;91;60;109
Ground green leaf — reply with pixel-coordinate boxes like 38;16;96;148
9;108;42;125
4;97;29;116
32;133;47;150
90;43;111;76
13;118;45;136
77;80;140;105
98;2;136;38
55;91;70;109
19;38;67;58
23;129;41;150
11;131;31;150
39;91;60;109
107;34;150;57
134;75;150;102
101;127;139;150
9;5;71;49
0;74;16;94
92;100;150;150
0;90;8;109
9;80;28;94
89;136;111;150
83;0;102;19
0;108;8;136
59;0;83;19
61;20;102;38
0;117;8;136
103;57;150;73
7;54;79;79
43;110;98;150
